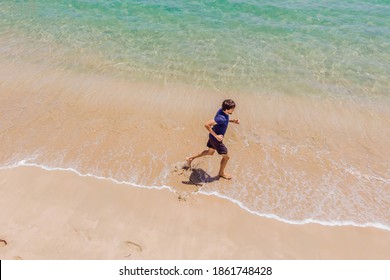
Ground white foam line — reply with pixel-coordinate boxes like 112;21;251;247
0;161;176;193
197;190;390;231
2;161;390;232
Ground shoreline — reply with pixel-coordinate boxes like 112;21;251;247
1;2;390;261
5;162;390;232
1;165;389;260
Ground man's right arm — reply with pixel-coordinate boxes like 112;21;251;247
204;119;223;142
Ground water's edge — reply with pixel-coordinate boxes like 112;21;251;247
3;161;389;232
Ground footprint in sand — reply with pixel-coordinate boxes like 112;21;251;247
172;164;189;176
177;191;200;203
124;241;142;257
178;193;188;202
0;239;7;247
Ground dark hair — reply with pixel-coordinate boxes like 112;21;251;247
222;99;236;110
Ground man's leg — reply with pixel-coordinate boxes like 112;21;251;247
218;154;231;179
186;148;215;168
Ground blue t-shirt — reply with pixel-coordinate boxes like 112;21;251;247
210;108;229;139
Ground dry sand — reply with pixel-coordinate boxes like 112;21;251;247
0;165;389;260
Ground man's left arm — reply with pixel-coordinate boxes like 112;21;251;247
229;119;240;124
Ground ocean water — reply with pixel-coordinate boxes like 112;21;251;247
0;0;389;230
2;0;389;96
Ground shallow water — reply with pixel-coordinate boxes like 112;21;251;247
1;0;389;96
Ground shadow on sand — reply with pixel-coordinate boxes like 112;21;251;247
181;167;220;187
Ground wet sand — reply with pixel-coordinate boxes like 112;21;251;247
0;165;389;260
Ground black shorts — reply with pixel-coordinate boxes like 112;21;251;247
207;136;228;154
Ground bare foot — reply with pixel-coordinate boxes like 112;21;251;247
219;173;232;180
185;157;193;168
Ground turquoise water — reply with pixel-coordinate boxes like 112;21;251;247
1;0;389;96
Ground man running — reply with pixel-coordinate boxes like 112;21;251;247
186;99;239;180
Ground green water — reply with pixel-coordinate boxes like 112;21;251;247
1;0;389;96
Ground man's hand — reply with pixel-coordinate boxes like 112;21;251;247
231;119;240;124
215;134;224;142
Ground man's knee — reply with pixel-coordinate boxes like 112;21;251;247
222;154;230;160
208;149;215;155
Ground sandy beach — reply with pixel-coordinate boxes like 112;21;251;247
1;58;390;260
0;165;389;260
